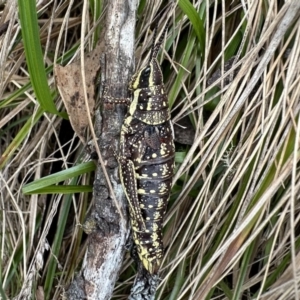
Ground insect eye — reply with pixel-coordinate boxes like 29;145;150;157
142;67;151;77
138;66;151;87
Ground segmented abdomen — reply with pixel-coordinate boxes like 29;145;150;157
131;121;175;274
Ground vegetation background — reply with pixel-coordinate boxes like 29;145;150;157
0;0;300;299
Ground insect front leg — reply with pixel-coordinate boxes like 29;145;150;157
102;81;131;105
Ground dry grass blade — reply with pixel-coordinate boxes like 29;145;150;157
1;0;300;299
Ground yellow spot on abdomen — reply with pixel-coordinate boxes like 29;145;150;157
157;198;164;208
160;143;167;155
147;100;152;111
137;173;148;178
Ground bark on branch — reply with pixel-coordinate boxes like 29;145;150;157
67;1;138;299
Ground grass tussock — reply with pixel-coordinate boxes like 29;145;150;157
0;0;300;299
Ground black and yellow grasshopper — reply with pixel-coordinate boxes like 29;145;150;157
106;24;175;274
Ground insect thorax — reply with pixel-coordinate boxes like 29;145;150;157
127;85;170;125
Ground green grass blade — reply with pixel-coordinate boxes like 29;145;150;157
0;282;7;300
168;259;187;300
168;35;196;107
0;46;78;110
232;242;255;300
29;185;93;195
44;191;74;299
22;161;96;194
18;0;58;114
0;106;44;169
178;0;205;52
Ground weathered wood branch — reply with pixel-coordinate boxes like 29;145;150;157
67;1;138;299
128;266;160;300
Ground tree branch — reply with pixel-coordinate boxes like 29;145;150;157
66;1;138;299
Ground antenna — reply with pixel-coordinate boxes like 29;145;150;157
151;22;168;59
148;2;173;62
149;22;158;63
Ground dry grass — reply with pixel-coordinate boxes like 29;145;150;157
0;0;300;299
